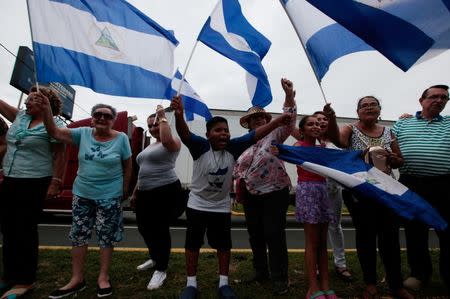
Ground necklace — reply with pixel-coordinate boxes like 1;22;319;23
212;150;225;169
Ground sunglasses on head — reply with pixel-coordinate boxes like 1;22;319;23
93;111;114;120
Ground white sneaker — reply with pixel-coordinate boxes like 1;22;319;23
137;259;155;271
147;271;167;290
403;276;422;291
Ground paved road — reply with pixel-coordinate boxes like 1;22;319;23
34;213;440;250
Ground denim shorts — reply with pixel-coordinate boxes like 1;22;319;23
70;195;124;248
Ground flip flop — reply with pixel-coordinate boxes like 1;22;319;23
0;283;36;299
335;267;353;282
306;290;327;299
0;281;11;294
324;289;338;299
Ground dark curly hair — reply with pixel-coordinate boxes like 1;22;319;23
30;85;62;116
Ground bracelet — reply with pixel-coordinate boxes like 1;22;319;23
159;118;168;123
52;177;62;183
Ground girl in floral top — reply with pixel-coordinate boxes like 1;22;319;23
294;115;336;299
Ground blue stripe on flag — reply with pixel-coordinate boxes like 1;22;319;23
444;0;450;11
199;18;270;82
50;0;178;45
222;0;271;58
305;0;434;71
34;42;171;98
306;24;373;80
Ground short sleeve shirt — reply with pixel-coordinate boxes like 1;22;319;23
3;110;64;178
184;131;255;213
393;112;450;177
71;127;132;200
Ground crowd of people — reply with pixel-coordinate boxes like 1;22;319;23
0;82;448;299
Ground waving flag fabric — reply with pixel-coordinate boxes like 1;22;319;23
276;144;448;231
166;70;212;121
198;0;272;107
281;0;450;80
27;0;178;99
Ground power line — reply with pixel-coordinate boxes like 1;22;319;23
0;41;91;117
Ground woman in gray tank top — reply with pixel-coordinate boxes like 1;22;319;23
325;96;413;299
131;106;181;291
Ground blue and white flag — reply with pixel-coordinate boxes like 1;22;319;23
276;144;448;231
166;70;212;121
281;0;450;80
27;0;179;99
198;0;272;108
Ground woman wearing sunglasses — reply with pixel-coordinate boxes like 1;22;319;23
37;99;132;299
131;105;181;291
0;87;65;299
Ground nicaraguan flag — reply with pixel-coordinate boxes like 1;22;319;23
281;0;373;80
166;70;212;121
281;0;450;80
198;0;272;108
27;0;179;99
276;144;448;231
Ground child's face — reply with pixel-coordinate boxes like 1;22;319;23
206;122;231;150
301;116;321;139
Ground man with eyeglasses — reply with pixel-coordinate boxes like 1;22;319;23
393;85;450;293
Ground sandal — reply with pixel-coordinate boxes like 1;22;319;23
335;267;353;282
324;290;338;299
362;289;380;299
306;290;327;299
0;283;36;299
0;281;11;294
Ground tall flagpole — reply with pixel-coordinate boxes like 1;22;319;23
176;0;220;96
279;0;328;104
25;0;40;92
177;41;199;96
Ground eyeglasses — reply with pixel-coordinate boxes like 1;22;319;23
359;102;380;109
93;111;114;120
425;94;449;101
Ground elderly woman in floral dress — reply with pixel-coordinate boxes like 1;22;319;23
233;78;296;295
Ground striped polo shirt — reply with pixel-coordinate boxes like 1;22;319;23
392;112;450;177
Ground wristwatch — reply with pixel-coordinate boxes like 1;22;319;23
159;117;168;123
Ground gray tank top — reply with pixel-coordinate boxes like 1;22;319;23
136;142;179;190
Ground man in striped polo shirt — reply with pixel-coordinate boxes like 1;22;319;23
393;85;449;292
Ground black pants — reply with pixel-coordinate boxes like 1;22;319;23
0;176;51;285
243;187;290;282
343;189;403;290
135;180;181;271
399;174;450;288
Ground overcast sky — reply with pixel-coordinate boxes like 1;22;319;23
0;0;449;128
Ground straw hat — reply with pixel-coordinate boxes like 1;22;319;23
239;106;272;129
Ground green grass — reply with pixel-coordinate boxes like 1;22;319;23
1;249;447;298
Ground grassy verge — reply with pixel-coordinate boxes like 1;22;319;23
0;249;446;298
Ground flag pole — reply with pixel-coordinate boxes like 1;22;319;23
177;40;199;96
278;0;327;104
177;0;220;96
25;0;40;92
